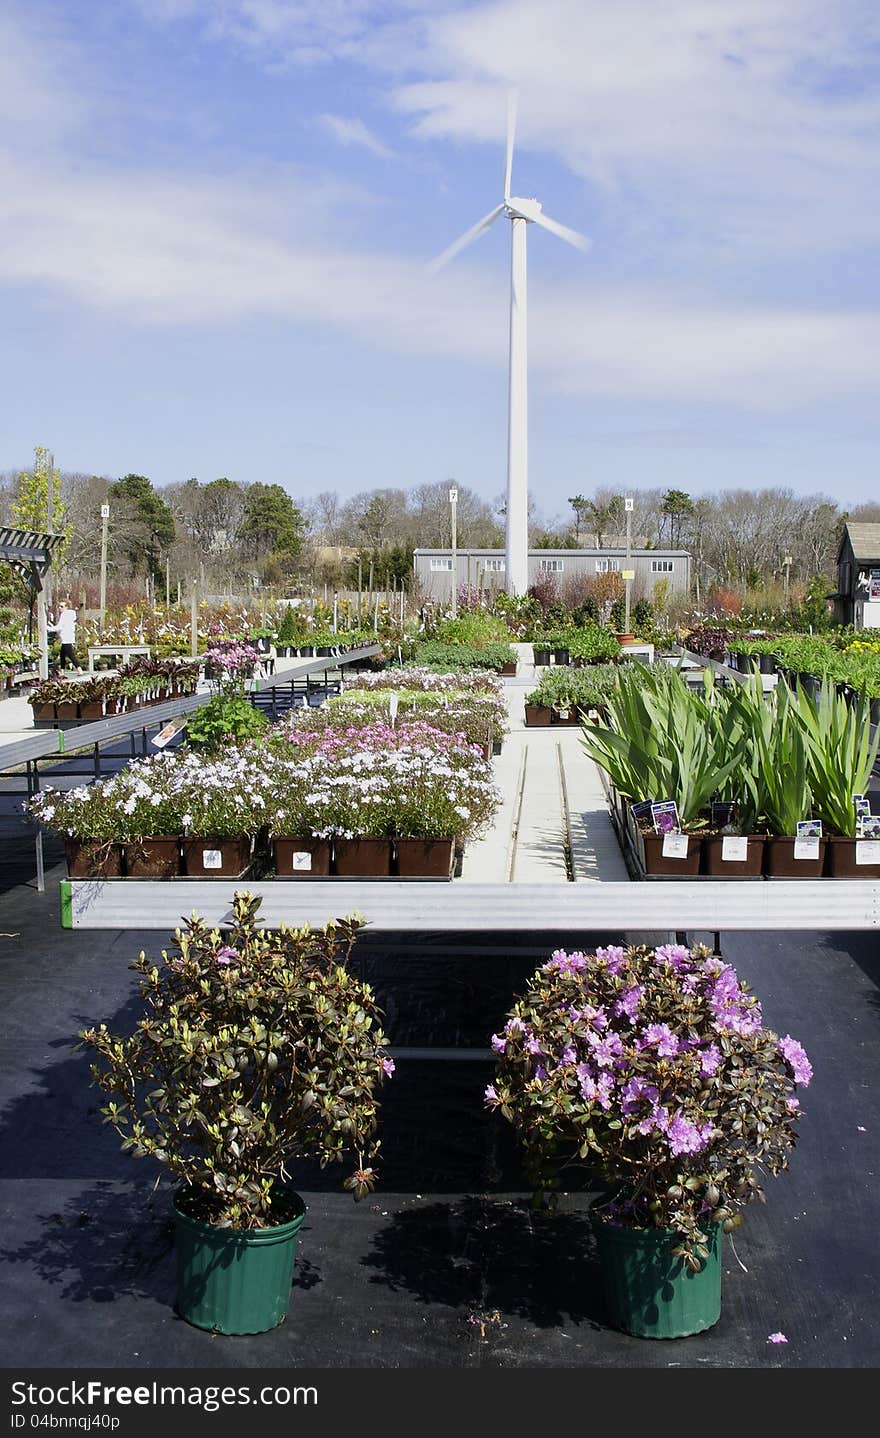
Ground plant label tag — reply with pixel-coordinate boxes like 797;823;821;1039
721;837;748;862
793;838;820;860
558;708;570;720
202;849;223;870
151;717;187;749
292;851;313;871
856;841;880;866
662;832;689;859
652;800;680;834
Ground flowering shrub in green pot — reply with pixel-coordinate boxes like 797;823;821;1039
486;940;811;1338
81;892;393;1334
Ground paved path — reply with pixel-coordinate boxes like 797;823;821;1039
460;664;629;885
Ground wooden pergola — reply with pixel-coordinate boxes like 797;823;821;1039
0;526;66;678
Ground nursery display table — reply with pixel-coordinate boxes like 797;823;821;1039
87;643;152;671
60;876;880;931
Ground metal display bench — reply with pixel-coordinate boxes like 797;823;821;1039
59;875;880;931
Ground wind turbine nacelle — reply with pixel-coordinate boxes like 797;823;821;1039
506;197;543;221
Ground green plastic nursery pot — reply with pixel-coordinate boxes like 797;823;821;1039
593;1220;722;1339
174;1190;306;1335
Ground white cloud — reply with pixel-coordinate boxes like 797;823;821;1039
134;1;880;259
1;143;878;414
390;0;880;258
319;113;394;158
4;0;880;424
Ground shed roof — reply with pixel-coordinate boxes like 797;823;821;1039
841;522;880;562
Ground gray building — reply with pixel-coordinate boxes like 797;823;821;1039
833;522;880;629
414;547;691;604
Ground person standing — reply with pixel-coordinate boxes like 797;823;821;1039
49;598;81;671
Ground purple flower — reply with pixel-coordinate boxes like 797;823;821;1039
215;945;238;966
707;967;763;1036
700;1043;722;1076
595;944;627;975
491;1033;507;1054
637;1104;669;1136
585;1029;624;1067
381;1058;396;1077
653;943;692;970
576;1064;614;1109
525;1036;544;1056
641;1023;680;1057
574;1003;608;1030
559;1045;577;1066
620;1076;659;1114
667;1110;712;1156
533;1064;548;1082
613;985;642;1022
778;1035;813;1087
505;1017;525;1035
546;949;589;973
484;1085;498;1103
767;1332;788;1345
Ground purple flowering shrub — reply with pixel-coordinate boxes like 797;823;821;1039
487;941;811;1257
81;893;392;1228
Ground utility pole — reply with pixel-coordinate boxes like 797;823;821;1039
190;577;199;659
783;555;793;609
449;480;459;617
99;504;110;636
165;556;171;610
623;495;634;636
45;450;55;610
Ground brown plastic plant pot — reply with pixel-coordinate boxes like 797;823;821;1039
824;835;880;879
55;702;78;720
500;662;517;676
77;701;105;720
524;704;552;726
273;837;332;877
639;831;702;876
394;838;455;878
333;838;393;876
701;836;766;878
123;837;182;878
30;703;56;722
65;839;124;879
181;837;252;877
764;836;827;879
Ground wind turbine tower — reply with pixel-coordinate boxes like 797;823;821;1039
431;95;588;596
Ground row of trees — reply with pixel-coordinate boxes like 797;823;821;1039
1;452;875;607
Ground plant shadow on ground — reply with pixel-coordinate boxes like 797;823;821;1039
361;1195;606;1331
817;930;880;1027
0;1179;322;1307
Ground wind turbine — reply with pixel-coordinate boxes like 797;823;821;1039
430;94;588;596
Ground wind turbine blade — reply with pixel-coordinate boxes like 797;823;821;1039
529;209;589;251
427;204;505;271
504;90;518;200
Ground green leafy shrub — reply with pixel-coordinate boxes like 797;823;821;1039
527;664;623;712
81;893;392;1228
187;695;268;753
412;639;515;672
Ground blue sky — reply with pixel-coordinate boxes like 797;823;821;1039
3;0;880;522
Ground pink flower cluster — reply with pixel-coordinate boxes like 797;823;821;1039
488;941;811;1170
